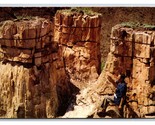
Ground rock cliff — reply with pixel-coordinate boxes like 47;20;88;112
1;8;154;119
54;10;102;88
102;24;155;118
0;17;65;118
0;10;102;118
63;23;155;118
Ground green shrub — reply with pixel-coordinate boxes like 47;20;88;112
101;62;105;71
58;7;101;16
14;13;33;20
121;22;155;30
143;24;155;30
121;22;140;28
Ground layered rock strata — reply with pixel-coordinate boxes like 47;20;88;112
0;18;70;118
63;24;155;118
0;10;102;118
54;11;102;88
100;24;155;118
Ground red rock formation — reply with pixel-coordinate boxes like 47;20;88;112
0;10;102;118
62;24;155;119
99;24;155;118
0;17;71;118
54;10;102;88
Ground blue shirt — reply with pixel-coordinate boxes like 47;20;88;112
114;82;127;105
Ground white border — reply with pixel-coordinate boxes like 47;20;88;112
0;0;155;6
0;4;155;7
0;119;155;125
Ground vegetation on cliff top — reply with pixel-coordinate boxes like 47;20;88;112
121;22;155;30
57;7;102;16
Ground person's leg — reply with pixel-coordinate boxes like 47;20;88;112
101;95;114;112
105;95;114;103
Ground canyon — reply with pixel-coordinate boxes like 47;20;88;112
63;23;155;118
0;9;102;118
0;8;155;118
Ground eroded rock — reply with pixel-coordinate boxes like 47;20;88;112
98;24;155;118
0;17;69;118
62;24;155;119
54;11;102;89
0;10;102;118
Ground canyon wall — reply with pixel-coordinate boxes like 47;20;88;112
92;7;155;64
62;24;155;118
1;7;155;64
0;18;67;118
0;10;102;118
54;10;102;88
99;24;155;118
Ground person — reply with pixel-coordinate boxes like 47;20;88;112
101;74;127;113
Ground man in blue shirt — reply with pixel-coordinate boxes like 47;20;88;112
101;74;127;112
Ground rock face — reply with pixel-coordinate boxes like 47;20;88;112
54;10;102;88
62;24;155;119
92;7;155;64
99;24;155;118
0;18;68;118
0;10;102;118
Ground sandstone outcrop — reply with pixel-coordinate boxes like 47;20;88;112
0;9;102;118
63;24;155;118
54;10;102;88
0;17;69;118
97;24;155;118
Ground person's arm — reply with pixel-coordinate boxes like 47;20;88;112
118;97;124;110
107;75;121;87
